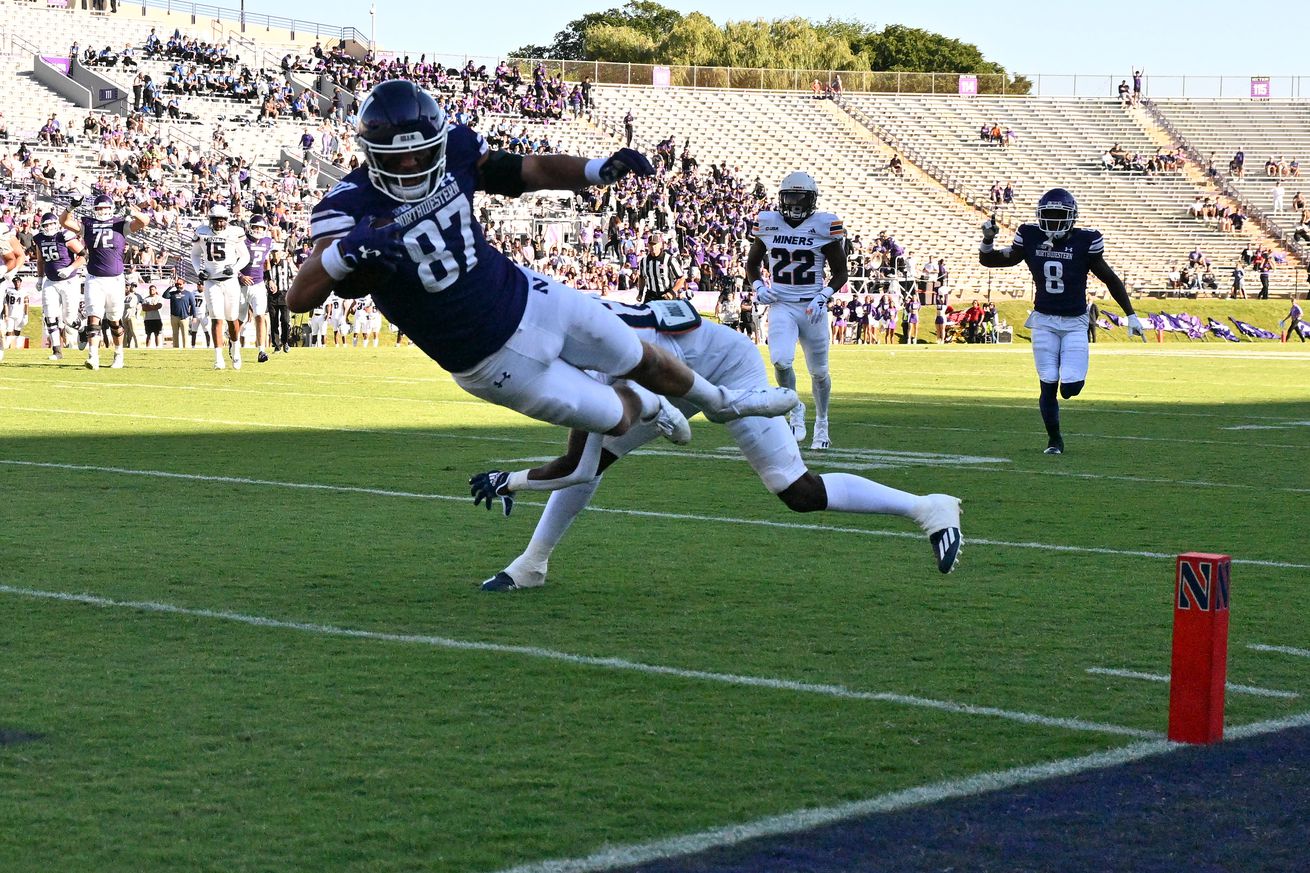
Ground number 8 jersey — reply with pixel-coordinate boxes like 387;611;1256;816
308;124;528;372
1011;223;1103;317
750;209;844;302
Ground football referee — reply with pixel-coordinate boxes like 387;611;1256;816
636;232;685;303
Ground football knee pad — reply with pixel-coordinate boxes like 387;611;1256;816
45;318;61;332
1060;380;1085;399
86;316;101;328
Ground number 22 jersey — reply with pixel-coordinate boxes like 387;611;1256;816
750;209;844;302
309;125;528;371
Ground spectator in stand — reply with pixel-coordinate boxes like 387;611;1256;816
1231;263;1247;299
887;155;903;177
1259;260;1272;299
623;110;634;148
1273;180;1285;214
1132;70;1143;101
1117;80;1130;105
1231;148;1245;178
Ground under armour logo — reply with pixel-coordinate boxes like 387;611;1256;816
492;371;511;388
359;247;381;258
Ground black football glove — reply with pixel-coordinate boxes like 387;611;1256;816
69;192;85;208
470;470;514;517
196;268;211;281
218;265;235;280
337;216;406;272
597;148;655;185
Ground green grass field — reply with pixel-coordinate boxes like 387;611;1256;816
1;339;1307;872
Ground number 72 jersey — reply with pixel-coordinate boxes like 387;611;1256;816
751;209;844;302
1012;223;1103;317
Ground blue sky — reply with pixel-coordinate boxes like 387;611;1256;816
271;0;1309;79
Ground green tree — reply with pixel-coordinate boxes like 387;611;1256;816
582;24;659;65
512;1;682;60
659;12;726;67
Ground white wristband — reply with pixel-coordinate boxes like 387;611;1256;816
979;240;994;253
320;240;352;281
583;157;606;185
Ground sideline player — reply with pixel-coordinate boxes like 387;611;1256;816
239;214;275;362
32;211;86;360
0;223;27;362
61;193;149;370
978;189;1146;454
191;204;250;369
746;171;847;450
287;79;796;444
469;298;963;589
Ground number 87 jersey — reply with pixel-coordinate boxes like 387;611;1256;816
750;209;845;302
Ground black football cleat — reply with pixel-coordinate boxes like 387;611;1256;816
480;572;520;592
1043;437;1064;455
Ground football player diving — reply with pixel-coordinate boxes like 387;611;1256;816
288;79;797;448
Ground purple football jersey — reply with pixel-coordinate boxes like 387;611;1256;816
82;216;128;278
241;235;275;283
33;230;76;280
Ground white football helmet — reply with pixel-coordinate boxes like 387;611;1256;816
779;171;819;223
208;203;231;232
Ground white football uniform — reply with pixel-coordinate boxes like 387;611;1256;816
191;224;251;322
751;209;844;372
599;299;807;492
3;286;28;333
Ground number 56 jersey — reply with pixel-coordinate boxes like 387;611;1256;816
309;124;528;372
750;209;844;302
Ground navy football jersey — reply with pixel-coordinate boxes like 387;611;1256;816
1012;224;1103;317
33;230;77;280
309;125;528;371
81;216;129;277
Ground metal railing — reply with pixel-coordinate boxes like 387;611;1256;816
134;0;367;46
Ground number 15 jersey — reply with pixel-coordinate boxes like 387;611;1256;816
309;125;528;372
751;209;844;302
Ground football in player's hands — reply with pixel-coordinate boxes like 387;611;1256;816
337;215;406;272
470;470;514;516
598;148;655;185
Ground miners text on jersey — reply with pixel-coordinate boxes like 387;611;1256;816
750;210;844;301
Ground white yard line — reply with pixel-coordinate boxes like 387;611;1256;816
3;459;1307;570
1086;667;1298;699
490;708;1310;873
1248;643;1310;659
852;420;1307;450
0;584;1155;739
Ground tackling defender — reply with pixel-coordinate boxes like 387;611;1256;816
746;171;848;450
192;204;251;370
32;212;86;360
469;298;963;590
978;188;1146;454
287;79;795;441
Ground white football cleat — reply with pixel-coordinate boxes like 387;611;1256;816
85;353;99;371
810;418;830;450
703;387;799;423
789;401;807;442
110;350;124;369
651;397;692;445
213;356;225;370
911;494;963;574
